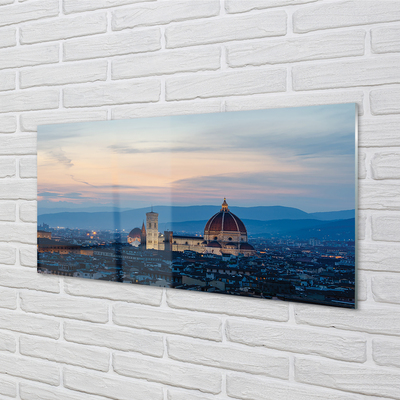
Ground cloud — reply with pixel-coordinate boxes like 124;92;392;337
48;148;74;168
70;175;96;187
108;144;214;154
62;192;84;199
38;191;85;200
38;191;60;198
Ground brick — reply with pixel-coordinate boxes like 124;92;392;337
0;135;36;158
113;353;222;394
226;319;366;363
0;115;17;133
20;382;113;400
227;30;365;67
0;244;16;265
167;290;289;321
20;245;37;268
358;151;366;179
359;182;400;210
293;0;400;33
112;47;220;79
24;204;37;227
21;203;37;224
20;12;107;44
64;79;160;107
371;25;400;54
64;367;163;400
295;356;400;399
21;109;107;132
64;320;164;357
0;70;15;91
167;336;289;379
64;28;160;61
226;0;317;13
112;0;219;30
372;214;400;241
371;152;400;179
64;0;156;14
0;201;16;221
358;241;400;272
166;69;286;100
0;89;59;113
359;116;400;147
293;57;400;91
0;309;59;338
0;353;59;385
370;87;400;115
0;222;36;243
0;26;16;48
19;157;37;178
0;42;59;70
357;270;367;301
20;335;110;371
64;277;162;306
112;99;221;120
0;180;36;200
0;286;17;309
0;266;59;292
358;212;366;240
0;375;16;399
19;201;37;222
372;274;400;304
226;91;363;114
20;291;108;322
0;331;15;352
226;372;361;400
20;60;108;89
166;10;287;48
167;389;224;400
0;157;15;177
0;0;59;27
113;303;222;341
295;302;400;336
373;338;400;368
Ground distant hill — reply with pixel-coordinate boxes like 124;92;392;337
287;218;355;241
37;205;355;237
308;210;355;221
162;218;355;241
38;206;133;215
38;204;311;226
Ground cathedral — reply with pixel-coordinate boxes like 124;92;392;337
127;199;256;257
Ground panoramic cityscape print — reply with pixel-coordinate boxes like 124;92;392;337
37;104;357;308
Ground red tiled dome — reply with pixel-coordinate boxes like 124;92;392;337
204;199;247;235
128;228;141;239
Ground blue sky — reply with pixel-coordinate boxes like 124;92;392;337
38;103;356;213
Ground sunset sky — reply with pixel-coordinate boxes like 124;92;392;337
38;103;356;213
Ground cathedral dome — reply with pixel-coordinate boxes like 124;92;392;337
127;227;142;244
128;228;141;239
204;198;247;235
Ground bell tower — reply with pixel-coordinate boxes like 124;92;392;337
146;209;159;250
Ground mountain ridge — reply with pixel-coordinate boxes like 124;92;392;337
38;205;355;234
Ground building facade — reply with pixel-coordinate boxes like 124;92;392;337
127;199;256;257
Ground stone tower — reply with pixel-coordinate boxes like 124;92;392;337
146;210;159;250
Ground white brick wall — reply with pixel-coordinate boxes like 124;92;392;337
0;0;399;399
